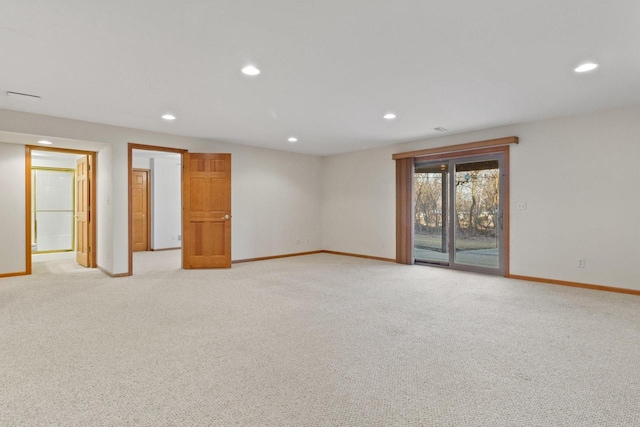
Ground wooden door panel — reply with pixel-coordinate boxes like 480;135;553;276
183;153;231;269
76;156;90;267
209;180;227;209
190;221;226;256
133;189;143;208
133;218;145;246
190;178;208;212
211;222;226;255
186;222;229;267
132;169;149;252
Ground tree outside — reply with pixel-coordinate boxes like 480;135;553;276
414;161;499;257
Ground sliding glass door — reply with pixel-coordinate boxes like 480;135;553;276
452;158;502;271
414;163;449;265
414;153;506;275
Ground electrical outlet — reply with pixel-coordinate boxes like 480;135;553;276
178;235;181;241
517;202;527;210
577;258;585;268
296;239;300;245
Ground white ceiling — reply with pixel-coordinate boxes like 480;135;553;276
1;0;639;156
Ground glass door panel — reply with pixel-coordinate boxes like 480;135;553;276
453;159;502;271
414;153;505;275
32;168;75;253
35;211;74;252
414;162;449;264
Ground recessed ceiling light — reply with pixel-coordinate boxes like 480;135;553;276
288;137;298;143
162;114;176;120
242;65;261;76
383;113;396;120
434;127;448;132
37;140;53;145
574;63;598;73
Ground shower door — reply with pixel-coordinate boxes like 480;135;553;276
32;168;75;253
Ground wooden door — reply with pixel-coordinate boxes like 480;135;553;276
132;169;150;252
76;156;90;267
182;153;231;268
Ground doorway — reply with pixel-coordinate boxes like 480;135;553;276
128;144;233;275
129;144;185;275
27;146;97;273
414;152;507;275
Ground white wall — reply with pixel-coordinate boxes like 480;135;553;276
229;142;322;259
0;108;323;275
132;156;151;169
323;105;640;290
5;105;638;289
322;146;396;257
31;153;78;169
151;157;181;249
97;145;114;272
0;143;26;275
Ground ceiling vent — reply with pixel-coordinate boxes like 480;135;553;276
434;127;448;132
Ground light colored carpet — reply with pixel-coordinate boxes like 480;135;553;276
1;252;639;426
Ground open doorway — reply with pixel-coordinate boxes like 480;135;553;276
27;146;97;274
129;144;185;275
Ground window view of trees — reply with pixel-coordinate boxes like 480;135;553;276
414;165;448;259
414;168;445;241
454;161;500;242
414;160;500;264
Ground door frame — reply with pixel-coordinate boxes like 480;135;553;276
131;168;151;252
414;151;507;275
127;143;186;276
394;136;517;276
450;153;506;275
25;145;97;274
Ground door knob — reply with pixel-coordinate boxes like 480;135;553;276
223;214;230;220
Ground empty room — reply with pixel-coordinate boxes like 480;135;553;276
1;1;639;426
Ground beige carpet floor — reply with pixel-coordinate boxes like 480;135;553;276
1;252;639;426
